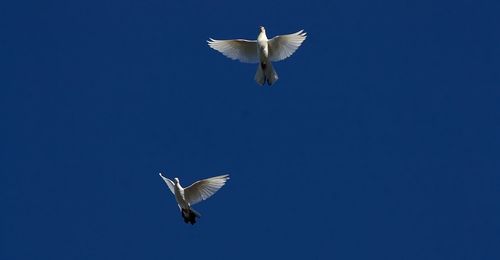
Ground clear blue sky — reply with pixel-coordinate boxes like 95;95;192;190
1;0;499;259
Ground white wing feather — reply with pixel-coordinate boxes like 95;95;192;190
184;174;230;205
268;30;307;62
159;173;175;195
207;39;259;63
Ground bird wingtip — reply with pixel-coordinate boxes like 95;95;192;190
217;174;230;180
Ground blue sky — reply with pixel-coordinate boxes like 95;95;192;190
1;0;499;259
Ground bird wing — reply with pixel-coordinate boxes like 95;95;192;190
208;39;259;63
268;30;307;62
184;174;230;205
159;173;175;195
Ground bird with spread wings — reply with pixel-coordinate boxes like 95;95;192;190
208;26;307;86
159;173;230;224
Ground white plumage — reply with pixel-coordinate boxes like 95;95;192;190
208;26;307;86
159;173;229;224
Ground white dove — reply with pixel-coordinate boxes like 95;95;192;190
208;26;307;86
159;173;229;224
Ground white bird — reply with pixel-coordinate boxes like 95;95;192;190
159;173;229;224
208;26;307;86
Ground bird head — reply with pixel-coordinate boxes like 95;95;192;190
174;177;179;184
259;26;266;33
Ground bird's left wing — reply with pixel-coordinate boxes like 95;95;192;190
208;39;259;63
184;174;230;205
159;173;175;195
268;30;307;62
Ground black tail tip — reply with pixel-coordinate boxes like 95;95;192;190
266;78;273;86
262;76;273;86
181;209;198;225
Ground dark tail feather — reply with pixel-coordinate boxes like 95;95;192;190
181;208;200;225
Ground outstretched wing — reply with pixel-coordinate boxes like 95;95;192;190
268;30;307;62
159;173;175;195
184;174;230;205
208;39;259;63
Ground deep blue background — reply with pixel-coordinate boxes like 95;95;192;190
1;0;499;259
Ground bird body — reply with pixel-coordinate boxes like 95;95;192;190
159;173;229;224
173;179;188;209
257;28;269;61
208;26;307;86
255;27;277;85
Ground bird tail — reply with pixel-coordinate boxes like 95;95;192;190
182;208;201;225
255;62;278;86
190;208;202;218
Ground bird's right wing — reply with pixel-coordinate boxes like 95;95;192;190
184;174;230;205
268;30;307;62
159;173;175;195
208;39;259;63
